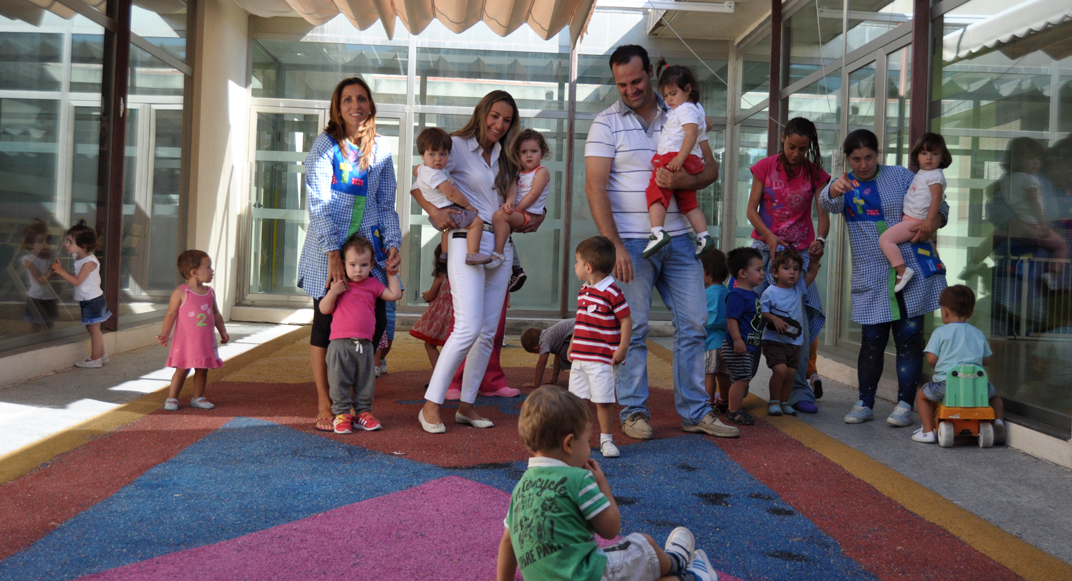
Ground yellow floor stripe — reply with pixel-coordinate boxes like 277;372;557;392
648;339;1070;579
0;326;310;485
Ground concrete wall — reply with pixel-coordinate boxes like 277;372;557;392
187;0;251;321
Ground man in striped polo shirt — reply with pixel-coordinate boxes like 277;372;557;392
585;44;739;440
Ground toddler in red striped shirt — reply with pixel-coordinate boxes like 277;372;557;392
568;236;632;459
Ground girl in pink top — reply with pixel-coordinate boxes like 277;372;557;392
747;118;831;256
157;250;230;411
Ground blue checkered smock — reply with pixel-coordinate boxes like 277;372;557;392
819;165;949;325
297;133;400;299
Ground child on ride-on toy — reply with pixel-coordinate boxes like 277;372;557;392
912;285;1006;445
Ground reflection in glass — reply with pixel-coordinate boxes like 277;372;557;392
845;0;911;54
739;36;771;112
735;120;768;249
786;0;844;85
847;63;876;131
885;47;911;168
129;44;185;96
417;48;569;112
132;4;187;63
252;41;408;103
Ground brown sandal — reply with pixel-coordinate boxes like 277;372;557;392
315;416;334;432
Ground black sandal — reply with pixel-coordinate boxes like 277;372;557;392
726;409;755;426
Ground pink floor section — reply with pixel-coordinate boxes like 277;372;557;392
76;476;510;581
75;474;747;581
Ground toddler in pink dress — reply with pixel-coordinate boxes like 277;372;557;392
157;250;230;411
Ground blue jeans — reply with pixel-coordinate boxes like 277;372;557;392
756;248;815;407
857;315;924;408
618;235;710;425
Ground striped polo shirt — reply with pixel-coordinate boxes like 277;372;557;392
572;275;631;365
585;97;709;239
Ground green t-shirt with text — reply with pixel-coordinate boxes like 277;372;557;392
505;459;611;581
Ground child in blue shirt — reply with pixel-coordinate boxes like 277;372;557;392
701;249;731;414
721;247;766;426
760;250;819;417
912;285;1006;444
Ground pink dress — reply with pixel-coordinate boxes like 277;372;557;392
166;285;224;370
409;278;454;346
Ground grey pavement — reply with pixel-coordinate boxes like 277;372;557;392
651;336;1072;566
0;323;300;458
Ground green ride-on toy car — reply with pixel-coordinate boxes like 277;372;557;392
934;364;997;448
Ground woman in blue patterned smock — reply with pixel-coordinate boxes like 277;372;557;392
297;77;401;432
819;129;948;428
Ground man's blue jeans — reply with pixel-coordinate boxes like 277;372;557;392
857;315;924;408
617;235;711;425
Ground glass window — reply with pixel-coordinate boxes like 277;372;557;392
129;44;186;96
131;4;187;63
786;0;844;86
934;0;1072;427
739;35;771;112
252;40;408;103
416;48;570;112
787;73;842;170
884;46;911;167
847;63;877;131
845;0;912;54
735;113;768;250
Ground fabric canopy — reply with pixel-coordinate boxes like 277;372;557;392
232;0;598;46
943;0;1072;63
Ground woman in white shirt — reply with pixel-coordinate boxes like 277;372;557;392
411;91;544;433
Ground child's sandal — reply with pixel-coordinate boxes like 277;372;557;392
726;409;755;426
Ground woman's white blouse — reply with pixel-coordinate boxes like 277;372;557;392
445;135;504;223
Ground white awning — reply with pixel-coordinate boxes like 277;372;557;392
231;0;598;46
943;0;1072;63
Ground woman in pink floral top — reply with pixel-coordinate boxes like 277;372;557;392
744;117;831;413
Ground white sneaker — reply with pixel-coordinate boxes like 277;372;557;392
378;360;388;376
190;397;215;409
844;400;874;424
911;427;936;443
687;549;716;581
74;357;102;368
101;354;109;364
664;526;695;569
374;366;382;378
164;398;179;411
887;401;913;427
600;440;620;458
894;267;915;292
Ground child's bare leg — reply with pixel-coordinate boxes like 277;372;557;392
683;208;709;235
1038;230;1068;271
990;395;1004;420
768;364;786;404
595;402;615;437
424;342;440;367
492;210;525;255
191;368;209;399
705;372;716;403
649;201;667;229
781;366;797;403
716;372;730;405
729;379;748;412
466;217;485;257
168;368;189;400
916;390;937;432
87;323;104;359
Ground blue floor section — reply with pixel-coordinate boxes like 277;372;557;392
1;421;877;581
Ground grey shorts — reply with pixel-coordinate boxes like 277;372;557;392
921;380;996;402
762;340;800;370
430;204;479;230
705;349;727;375
600;532;660;581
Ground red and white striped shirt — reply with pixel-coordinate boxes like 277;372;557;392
572;276;631;365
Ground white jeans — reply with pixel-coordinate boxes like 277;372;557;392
423;230;512;405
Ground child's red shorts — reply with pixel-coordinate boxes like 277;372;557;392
644;152;705;212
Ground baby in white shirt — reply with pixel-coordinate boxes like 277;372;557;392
415;127;492;265
643;60;714;260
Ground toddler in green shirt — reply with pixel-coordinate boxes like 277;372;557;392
496;387;717;581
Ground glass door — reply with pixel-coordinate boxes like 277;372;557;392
246;109;324;299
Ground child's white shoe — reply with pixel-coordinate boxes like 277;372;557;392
894;267;915;292
75;357;102;368
687;549;716;581
164;398;179;411
600;440;620;458
911;427;936;443
190;397;215;409
485;252;506;269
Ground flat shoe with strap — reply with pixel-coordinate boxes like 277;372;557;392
418;409;446;434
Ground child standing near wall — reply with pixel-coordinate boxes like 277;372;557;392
721;247;766;426
760;250;819;417
52;220;111;368
156;250;229;410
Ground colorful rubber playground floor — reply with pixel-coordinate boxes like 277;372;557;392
1;330;1069;580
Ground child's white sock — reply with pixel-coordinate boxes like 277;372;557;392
696;230;709;240
600;433;614;444
651;226;664;237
